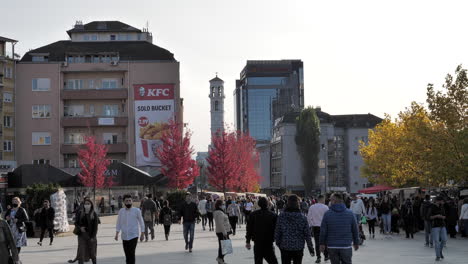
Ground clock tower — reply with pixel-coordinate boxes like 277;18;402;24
209;75;225;140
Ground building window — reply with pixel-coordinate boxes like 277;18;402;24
32;78;51;91
3;93;13;103
110;35;116;41
103;105;119;116
32;105;51;118
4;67;12;78
354;151;358;155
32;56;48;62
33;159;50;165
84;35;90;41
88;80;94;89
103;133;118;144
66;133;85;144
214;101;219;111
3;116;12;128
211;87;215;97
66;79;84;90
32;132;51;145
102;79;118;89
68;159;78;168
91;35;98;41
64;105;84;116
354;166;359;171
218;87;222;97
3;140;13;152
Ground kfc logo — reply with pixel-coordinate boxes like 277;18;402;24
138;116;149;127
146;88;170;97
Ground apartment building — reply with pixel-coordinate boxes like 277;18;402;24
263;109;382;195
16;21;181;173
0;36;18;172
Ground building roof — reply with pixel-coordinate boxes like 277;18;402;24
67;21;141;36
0;36;18;43
331;114;382;128
210;76;224;82
20;40;175;62
276;109;382;128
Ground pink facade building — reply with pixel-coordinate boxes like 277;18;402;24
16;21;182;174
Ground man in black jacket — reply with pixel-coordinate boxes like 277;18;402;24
246;197;278;264
179;193;198;252
37;200;55;246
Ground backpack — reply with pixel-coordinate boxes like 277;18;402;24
163;213;172;226
143;210;152;222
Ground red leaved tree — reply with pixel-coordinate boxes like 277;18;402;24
78;136;113;201
207;131;236;194
156;119;199;189
230;131;261;192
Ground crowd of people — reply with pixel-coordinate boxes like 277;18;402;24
0;191;467;264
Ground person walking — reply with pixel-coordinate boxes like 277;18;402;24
111;197;117;214
350;195;366;226
99;197;105;214
206;197;215;231
366;200;378;239
307;195;329;264
245;198;254;222
115;194;145;264
227;200;241;235
319;193;360;264
246;197;278;264
214;200;232;264
275;195;314;264
421;195;433;246
429;196;447;261
5;197;28;253
37;199;55;246
0;213;20;264
74;198;99;264
179;193;198;252
198;196;208;231
159;200;173;240
401;199;415;239
446;198;458;238
459;198;468;238
380;196;392;235
141;194;157;242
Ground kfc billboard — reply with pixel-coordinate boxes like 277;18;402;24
134;84;175;166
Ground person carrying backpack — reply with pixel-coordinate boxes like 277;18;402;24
159;200;173;240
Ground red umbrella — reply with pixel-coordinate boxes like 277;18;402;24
358;185;393;194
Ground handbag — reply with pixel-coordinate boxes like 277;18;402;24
73;225;80;236
361;216;367;225
221;239;233;255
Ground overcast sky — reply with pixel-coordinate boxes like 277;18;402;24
2;0;467;152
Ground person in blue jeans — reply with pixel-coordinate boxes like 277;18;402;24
179;193;198;253
429;196;447;262
320;193;360;264
379;196;392;235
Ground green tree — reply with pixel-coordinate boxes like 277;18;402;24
25;183;60;215
427;65;468;185
295;107;321;194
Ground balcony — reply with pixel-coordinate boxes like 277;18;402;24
61;116;128;127
62;88;128;100
61;142;128;154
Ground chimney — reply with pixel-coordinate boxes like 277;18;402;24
74;20;84;29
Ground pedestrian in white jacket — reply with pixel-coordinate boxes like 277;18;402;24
350;195;366;224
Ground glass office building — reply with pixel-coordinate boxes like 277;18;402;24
234;60;304;144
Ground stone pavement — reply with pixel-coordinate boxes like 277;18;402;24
20;216;468;264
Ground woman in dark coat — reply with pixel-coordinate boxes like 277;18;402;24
37;199;56;246
5;197;28;253
69;198;99;264
446;199;459;238
159;200;173;240
401;199;414;238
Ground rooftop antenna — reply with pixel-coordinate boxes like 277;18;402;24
216;72;218;77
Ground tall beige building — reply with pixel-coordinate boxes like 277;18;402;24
0;36;18;172
16;21;182;174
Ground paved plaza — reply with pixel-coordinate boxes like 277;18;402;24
19;216;468;264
